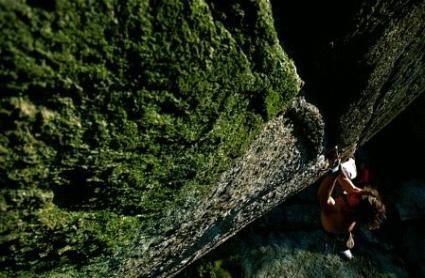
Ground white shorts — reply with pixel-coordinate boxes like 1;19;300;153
341;158;357;180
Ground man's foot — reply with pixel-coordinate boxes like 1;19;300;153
339;249;354;260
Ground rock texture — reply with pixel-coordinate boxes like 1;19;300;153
180;151;425;277
119;97;326;277
271;0;425;154
338;0;425;148
0;0;301;276
179;185;409;278
0;0;424;277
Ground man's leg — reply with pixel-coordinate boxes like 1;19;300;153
326;232;354;260
346;232;355;249
339;233;354;260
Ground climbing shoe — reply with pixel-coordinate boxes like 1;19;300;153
339;249;354;260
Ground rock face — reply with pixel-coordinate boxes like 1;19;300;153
0;0;300;276
271;0;425;153
179;184;410;278
336;0;425;149
179;156;425;277
0;0;424;277
119;97;326;277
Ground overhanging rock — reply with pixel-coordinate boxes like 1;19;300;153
0;0;424;277
118;97;326;277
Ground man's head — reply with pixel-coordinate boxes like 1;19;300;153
355;187;386;230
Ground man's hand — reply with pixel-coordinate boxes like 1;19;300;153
317;174;337;209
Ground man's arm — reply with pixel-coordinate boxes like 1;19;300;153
337;169;362;193
317;175;337;208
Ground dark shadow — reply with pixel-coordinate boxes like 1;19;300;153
270;0;376;147
52;167;95;209
362;94;425;184
26;0;56;11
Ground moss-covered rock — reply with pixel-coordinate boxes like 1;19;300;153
2;0;422;276
0;0;300;275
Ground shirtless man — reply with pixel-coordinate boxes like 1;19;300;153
318;152;386;259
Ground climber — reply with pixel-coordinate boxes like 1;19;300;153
317;147;386;260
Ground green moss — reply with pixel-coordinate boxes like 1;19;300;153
196;260;233;278
0;0;300;274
